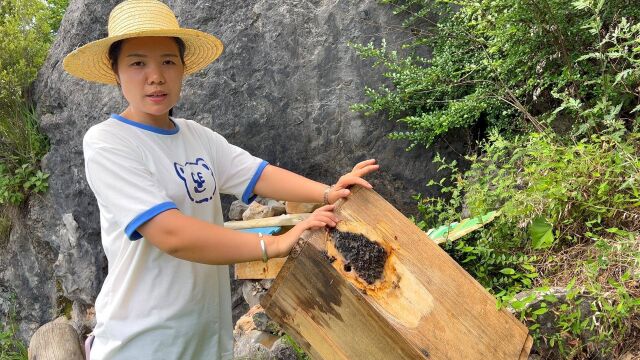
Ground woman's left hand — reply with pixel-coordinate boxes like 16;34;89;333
328;159;379;204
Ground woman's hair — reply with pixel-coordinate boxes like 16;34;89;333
108;37;186;75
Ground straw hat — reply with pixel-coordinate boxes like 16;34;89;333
63;0;223;85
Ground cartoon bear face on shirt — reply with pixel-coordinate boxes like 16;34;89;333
174;158;217;203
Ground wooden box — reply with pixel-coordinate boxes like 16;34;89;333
261;186;532;359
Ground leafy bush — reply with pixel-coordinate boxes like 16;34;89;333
0;295;27;360
353;1;640;356
0;0;66;207
418;131;640;356
351;0;640;149
0;0;55;112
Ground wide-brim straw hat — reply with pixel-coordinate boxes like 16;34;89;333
63;0;223;85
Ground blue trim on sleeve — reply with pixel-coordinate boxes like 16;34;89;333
125;201;178;240
110;113;180;135
241;160;269;204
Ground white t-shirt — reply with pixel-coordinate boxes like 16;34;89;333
83;114;267;360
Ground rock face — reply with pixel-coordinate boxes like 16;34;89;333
2;0;471;343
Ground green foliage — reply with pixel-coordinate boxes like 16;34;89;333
281;334;309;360
351;0;640;148
0;0;57;112
0;296;27;360
0;0;65;208
418;131;640;356
462;132;640;246
504;233;640;357
0;104;50;206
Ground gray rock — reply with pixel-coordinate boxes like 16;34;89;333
265;200;286;217
3;0;471;345
242;200;286;220
270;338;299;360
512;287;601;359
253;310;281;335
243;201;277;220
229;200;249;221
242;280;273;308
234;330;278;360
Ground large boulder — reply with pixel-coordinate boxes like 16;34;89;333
2;0;471;343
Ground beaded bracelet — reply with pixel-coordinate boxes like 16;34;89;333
323;185;334;205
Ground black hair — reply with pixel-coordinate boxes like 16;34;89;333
107;37;186;75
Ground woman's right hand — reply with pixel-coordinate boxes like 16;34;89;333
272;204;338;258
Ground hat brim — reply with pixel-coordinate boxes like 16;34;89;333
63;28;223;85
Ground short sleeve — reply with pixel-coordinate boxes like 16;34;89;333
83;130;177;240
205;130;268;204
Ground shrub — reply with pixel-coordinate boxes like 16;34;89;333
0;295;27;360
0;0;66;207
351;0;640;149
419;131;640;356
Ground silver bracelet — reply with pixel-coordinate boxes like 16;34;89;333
258;232;268;263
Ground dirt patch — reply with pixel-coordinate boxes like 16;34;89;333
329;229;388;285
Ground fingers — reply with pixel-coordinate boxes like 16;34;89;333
302;205;339;228
310;211;339;227
352;159;377;172
338;173;373;189
315;204;335;212
351;164;379;179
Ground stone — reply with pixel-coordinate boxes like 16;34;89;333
243;202;276;220
285;201;320;214
512;287;601;359
234;330;277;360
265;200;286;217
229;200;249;221
269;338;299;360
241;199;286;220
241;280;273;308
252;310;281;335
234;305;263;340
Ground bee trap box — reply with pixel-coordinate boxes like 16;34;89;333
260;186;532;360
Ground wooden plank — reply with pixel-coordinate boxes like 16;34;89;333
235;257;287;279
28;318;84;360
262;234;426;360
224;213;310;230
519;335;534;360
262;186;531;360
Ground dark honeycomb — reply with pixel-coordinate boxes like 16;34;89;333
329;229;388;285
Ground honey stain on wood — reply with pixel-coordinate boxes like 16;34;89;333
326;222;434;328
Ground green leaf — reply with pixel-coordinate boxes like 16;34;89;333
529;217;554;250
533;307;548;316
500;268;516;275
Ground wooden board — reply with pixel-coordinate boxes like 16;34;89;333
224;213;310;230
235;257;288;279
262;186;531;359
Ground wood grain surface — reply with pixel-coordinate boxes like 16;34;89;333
262;186;531;359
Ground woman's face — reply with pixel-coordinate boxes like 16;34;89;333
115;36;184;123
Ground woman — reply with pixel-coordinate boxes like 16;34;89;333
62;1;378;359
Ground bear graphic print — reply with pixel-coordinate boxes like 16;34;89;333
174;158;217;203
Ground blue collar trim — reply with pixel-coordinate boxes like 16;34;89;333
110;113;180;135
